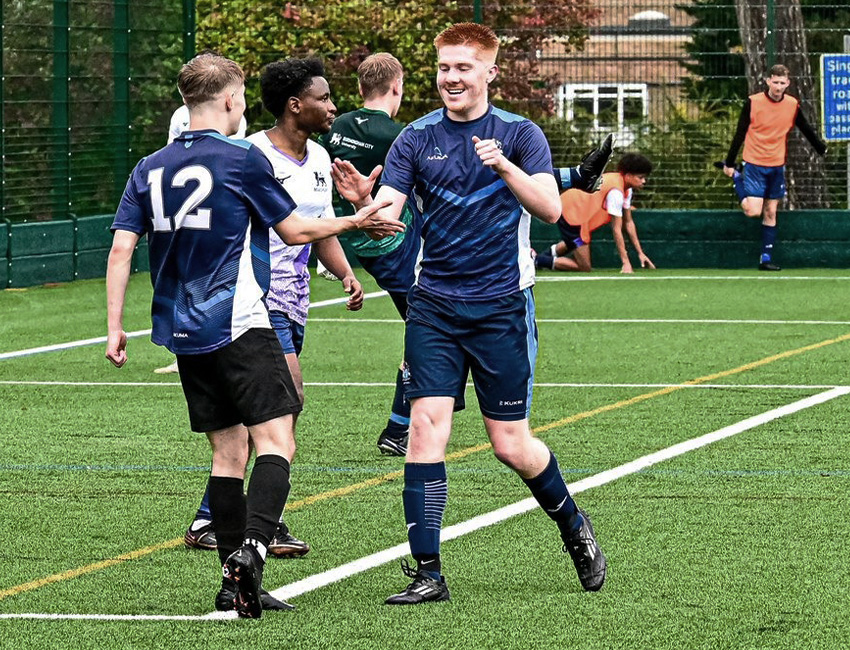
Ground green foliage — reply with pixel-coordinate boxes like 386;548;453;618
628;101;740;209
540;96;742;209
1;0;184;222
196;0;598;124
676;0;747;104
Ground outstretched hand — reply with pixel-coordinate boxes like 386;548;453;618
353;199;405;240
331;159;381;205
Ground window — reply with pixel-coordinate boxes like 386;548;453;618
557;84;649;145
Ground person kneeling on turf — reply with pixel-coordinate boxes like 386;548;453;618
535;153;655;274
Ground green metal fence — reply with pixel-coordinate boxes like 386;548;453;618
0;0;190;223
0;1;848;286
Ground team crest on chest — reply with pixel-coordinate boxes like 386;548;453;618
313;171;329;191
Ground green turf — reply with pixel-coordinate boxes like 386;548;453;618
1;270;849;649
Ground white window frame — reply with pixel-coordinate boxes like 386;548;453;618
556;83;649;144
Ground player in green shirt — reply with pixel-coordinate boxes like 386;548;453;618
322;53;421;456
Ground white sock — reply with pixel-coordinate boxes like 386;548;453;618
549;243;558;257
190;519;212;531
244;538;268;561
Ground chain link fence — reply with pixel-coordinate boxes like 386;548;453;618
1;0;848;223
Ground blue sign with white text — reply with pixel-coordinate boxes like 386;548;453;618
822;54;850;142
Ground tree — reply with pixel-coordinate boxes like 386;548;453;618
677;0;747;105
734;0;828;208
196;0;599;124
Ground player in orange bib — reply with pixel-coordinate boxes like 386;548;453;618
534;153;655;274
717;64;827;271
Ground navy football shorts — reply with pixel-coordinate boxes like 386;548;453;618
743;163;786;200
269;310;305;356
403;286;537;421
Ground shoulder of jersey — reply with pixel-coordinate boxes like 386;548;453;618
307;138;332;162
490;106;529;124
408;108;444;131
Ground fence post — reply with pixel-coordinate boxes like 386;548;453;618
183;0;196;62
0;1;4;225
113;0;130;203
846;34;850;210
52;0;71;221
766;0;775;68
474;0;482;24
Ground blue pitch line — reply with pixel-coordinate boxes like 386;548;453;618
2;463;848;479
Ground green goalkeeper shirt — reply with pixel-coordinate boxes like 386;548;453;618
321;108;412;257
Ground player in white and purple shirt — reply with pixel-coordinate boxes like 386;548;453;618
332;23;607;605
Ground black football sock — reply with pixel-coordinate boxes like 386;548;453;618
208;476;246;566
244;455;291;552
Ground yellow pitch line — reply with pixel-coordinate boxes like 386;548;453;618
533;331;850;434
0;538;184;600
3;331;849;601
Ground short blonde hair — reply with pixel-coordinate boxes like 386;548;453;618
434;23;499;61
358;53;404;100
178;53;244;108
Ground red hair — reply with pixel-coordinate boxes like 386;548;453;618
434;23;499;61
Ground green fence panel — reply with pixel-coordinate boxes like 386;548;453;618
0;221;8;258
74;249;109;280
72;214;113;280
74;214;114;251
531;209;850;269
8;220;75;257
132;240;150;273
0;221;7;288
9;252;74;287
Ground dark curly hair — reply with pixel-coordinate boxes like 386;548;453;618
260;57;326;119
617;152;653;175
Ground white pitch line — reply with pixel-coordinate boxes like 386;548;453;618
0;613;205;622
204;386;850;621
535;275;850;282
1;380;845;391
2;388;845;623
0;291;388;362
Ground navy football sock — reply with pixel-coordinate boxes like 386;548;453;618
403;462;447;576
208;476;246;566
522;452;581;538
535;253;555;270
386;368;410;434
732;171;747;203
195;481;212;521
761;224;777;262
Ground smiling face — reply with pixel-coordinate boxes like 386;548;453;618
296;76;336;134
436;44;497;121
766;74;790;101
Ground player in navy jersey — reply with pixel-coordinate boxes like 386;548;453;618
106;53;402;617
183;57;353;561
332;23;606;604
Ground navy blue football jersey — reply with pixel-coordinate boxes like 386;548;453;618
381;105;553;300
112;129;297;354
